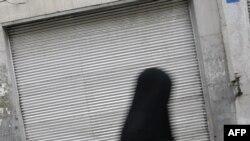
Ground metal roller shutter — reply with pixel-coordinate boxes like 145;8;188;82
7;0;210;140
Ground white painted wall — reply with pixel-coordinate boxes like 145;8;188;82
217;0;250;124
0;0;120;23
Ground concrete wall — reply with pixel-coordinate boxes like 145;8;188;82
191;0;237;141
0;26;26;141
216;0;250;124
0;0;121;23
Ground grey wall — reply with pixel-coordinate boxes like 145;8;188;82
191;0;237;141
0;0;120;23
216;0;250;124
0;26;26;141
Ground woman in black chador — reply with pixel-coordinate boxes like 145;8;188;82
120;68;174;141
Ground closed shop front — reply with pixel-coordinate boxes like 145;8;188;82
7;0;210;140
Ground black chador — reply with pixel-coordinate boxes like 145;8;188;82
120;68;174;141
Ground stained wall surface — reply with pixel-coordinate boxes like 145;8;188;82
217;0;250;124
191;0;237;140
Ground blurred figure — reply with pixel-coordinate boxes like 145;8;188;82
120;68;174;141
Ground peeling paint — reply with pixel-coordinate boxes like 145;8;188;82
0;65;9;109
217;0;250;124
0;64;13;139
6;108;11;115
